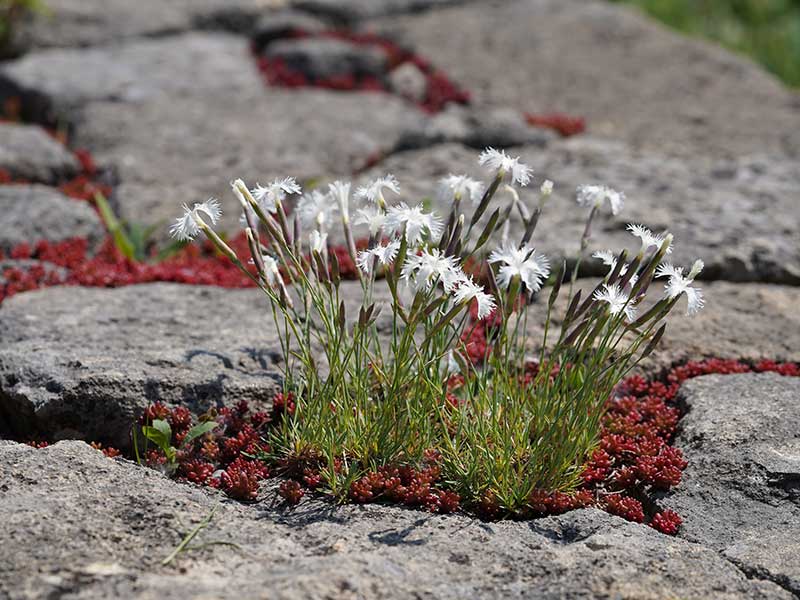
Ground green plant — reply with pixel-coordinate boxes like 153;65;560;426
137;418;218;474
170;148;703;515
95;192;186;261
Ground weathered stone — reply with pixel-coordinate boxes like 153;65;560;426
15;0;273;48
0;440;790;599
0;284;283;447
252;9;329;47
369;0;800;159
357;140;800;284
387;62;428;102
396;105;554;151
0;123;78;183
1;33;427;234
1;33;261;109
663;374;800;596
292;0;467;22
0;185;104;251
263;37;389;80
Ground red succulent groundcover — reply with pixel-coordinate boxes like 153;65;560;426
30;359;800;535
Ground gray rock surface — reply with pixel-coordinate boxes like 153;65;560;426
357;140;800;284
293;0;467;22
0;284;283;447
369;0;800;159
263;37;389;80
1;33;262;108
0;123;79;184
388;62;428;103
252;9;329;46
0;185;104;251
15;0;273;48
664;374;800;596
0;440;791;599
1;33;427;234
396;106;554;151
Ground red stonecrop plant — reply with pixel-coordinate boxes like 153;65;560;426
26;357;796;535
252;29;470;114
136;400;272;501
524;112;587;137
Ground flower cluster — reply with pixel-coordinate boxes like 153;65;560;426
167;146;714;522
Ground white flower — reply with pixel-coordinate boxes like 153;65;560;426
438;174;485;205
656;260;705;316
452;276;496;320
384;202;443;246
576;184;625;215
328;180;352;223
592;250;638;286
298;189;337;230
356;239;401;274
488;243;550;292
252;177;301;213
355;174;400;206
593;283;636;321
627;224;672;255
479;147;533;186
261;254;281;287
309;230;327;254
401;248;463;292
354;206;386;236
169;198;222;241
540;179;554;196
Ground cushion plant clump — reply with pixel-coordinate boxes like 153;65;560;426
166;147;704;518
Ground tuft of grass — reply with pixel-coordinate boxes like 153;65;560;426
611;0;800;87
168;149;697;517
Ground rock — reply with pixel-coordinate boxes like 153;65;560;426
0;284;283;447
263;37;389;80
0;123;79;184
81;88;424;233
15;0;272;48
292;0;466;22
0;185;104;251
1;33;427;234
0;440;790;599
1;33;262;109
356;140;800;284
368;0;800;159
396;105;554;151
252;9;329;47
387;62;428;102
460;107;554;149
663;374;800;596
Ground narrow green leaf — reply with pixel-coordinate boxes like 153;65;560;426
182;421;219;447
